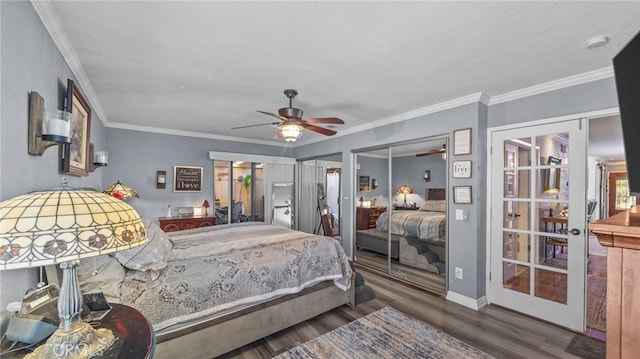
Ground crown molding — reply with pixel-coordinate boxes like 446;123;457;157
489;67;614;105
296;92;487;147
31;0;110;126
107;122;290;147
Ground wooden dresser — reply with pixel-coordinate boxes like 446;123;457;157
158;216;216;232
356;207;387;230
589;206;640;358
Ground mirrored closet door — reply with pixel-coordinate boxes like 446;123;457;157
354;137;448;294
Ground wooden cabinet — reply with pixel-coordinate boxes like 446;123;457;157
590;206;640;358
356;207;387;230
159;216;216;232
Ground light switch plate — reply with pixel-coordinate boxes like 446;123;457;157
455;209;464;220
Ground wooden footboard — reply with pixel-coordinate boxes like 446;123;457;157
156;281;353;358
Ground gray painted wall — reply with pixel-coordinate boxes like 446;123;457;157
392;154;447;206
0;1;107;332
104;128;293;222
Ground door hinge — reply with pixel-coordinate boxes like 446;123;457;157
489;272;492;281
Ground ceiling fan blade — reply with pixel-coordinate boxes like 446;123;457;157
231;122;279;130
303;117;344;125
303;124;337;136
257;110;288;122
416;148;446;157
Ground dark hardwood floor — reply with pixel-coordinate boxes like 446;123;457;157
220;266;601;359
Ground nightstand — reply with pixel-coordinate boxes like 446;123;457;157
356;207;387;230
0;304;154;359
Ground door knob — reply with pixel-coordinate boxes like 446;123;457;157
569;228;581;235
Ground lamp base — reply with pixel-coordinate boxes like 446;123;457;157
24;320;115;359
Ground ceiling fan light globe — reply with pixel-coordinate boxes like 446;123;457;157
279;123;303;142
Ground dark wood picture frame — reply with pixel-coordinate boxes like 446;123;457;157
63;79;92;176
174;166;203;192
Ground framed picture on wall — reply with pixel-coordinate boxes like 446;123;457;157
358;175;370;192
453;186;472;204
62;79;92;176
174;166;203;192
452;160;472;178
453;128;472;155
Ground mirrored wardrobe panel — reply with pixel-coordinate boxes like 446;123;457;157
353;137;448;294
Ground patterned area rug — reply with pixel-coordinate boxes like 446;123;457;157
587;274;607;332
274;306;494;358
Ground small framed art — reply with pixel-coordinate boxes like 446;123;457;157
453;128;472;156
453;186;472;204
452;160;472;178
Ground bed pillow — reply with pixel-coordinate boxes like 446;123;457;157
419;200;447;212
77;254;126;301
113;218;173;278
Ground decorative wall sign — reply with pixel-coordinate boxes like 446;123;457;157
453;128;472;155
359;175;370;192
63;79;92;176
452;160;472;178
174;166;203;192
453;186;472;204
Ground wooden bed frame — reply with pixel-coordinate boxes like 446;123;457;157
45;266;354;358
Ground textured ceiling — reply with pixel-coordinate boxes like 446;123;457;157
34;1;639;149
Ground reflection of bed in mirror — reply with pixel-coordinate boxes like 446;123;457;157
356;188;446;273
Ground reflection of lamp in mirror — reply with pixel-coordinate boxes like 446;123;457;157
396;185;413;207
0;184;148;359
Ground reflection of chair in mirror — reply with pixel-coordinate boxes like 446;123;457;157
215;202;244;224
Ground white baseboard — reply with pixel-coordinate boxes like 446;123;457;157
446;291;488;311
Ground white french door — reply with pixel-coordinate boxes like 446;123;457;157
489;119;587;331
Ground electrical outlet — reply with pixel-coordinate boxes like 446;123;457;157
455;267;463;279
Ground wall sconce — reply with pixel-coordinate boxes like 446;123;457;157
424;170;431;182
88;144;108;172
28;92;72;156
156;171;167;189
371;178;378;189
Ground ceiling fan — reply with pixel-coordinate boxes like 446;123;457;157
416;144;447;158
231;89;344;142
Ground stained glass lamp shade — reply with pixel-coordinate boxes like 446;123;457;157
396;185;413;207
103;180;139;200
0;189;148;358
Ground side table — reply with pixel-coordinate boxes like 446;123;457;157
0;304;155;359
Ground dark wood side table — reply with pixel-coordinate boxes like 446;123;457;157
158;216;216;232
1;303;155;359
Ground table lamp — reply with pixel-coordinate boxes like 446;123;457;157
0;185;148;358
396;185;413;207
103;180;139;200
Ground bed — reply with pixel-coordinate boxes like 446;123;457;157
46;221;354;358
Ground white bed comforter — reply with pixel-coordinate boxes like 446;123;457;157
119;222;351;331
